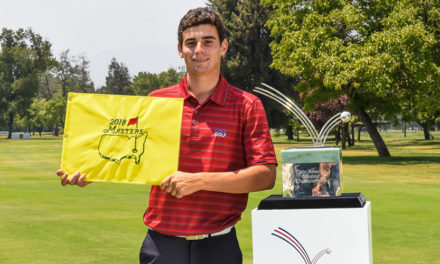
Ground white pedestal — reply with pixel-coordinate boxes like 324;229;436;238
252;201;372;264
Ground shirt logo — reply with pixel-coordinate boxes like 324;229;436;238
214;129;227;138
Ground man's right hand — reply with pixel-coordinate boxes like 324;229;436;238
56;170;92;187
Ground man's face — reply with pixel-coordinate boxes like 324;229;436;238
178;24;228;77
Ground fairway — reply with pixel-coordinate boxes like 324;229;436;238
1;131;439;263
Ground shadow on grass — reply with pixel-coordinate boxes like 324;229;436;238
275;139;440;150
343;155;440;165
273;142;379;152
272;139;314;144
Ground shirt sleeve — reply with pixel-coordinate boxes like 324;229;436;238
243;99;278;167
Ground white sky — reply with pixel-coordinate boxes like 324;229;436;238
0;0;207;87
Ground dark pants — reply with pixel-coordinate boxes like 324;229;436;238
139;228;242;264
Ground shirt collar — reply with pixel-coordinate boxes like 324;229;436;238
178;75;228;106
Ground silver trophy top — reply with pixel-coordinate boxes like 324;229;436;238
253;83;351;146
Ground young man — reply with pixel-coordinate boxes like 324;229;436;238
57;7;277;264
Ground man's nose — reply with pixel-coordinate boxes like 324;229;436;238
194;41;204;53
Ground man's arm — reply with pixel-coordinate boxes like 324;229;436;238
160;164;276;198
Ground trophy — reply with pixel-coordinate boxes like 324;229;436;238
254;83;351;198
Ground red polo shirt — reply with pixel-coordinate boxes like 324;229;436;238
143;76;277;236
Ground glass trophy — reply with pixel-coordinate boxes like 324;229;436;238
281;146;342;198
254;83;351;198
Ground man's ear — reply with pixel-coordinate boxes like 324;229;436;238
221;39;228;57
177;43;183;58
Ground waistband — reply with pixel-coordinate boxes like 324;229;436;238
150;226;234;241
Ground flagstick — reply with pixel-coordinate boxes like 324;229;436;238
134;117;138;153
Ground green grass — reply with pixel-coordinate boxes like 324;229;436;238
0;137;149;263
0;131;439;263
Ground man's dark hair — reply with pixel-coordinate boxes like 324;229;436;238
178;7;226;46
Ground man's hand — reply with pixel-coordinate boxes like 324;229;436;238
56;169;92;187
160;171;202;199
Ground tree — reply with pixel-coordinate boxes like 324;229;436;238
158;68;182;88
39;51;94;136
28;97;50;137
132;72;160;96
307;95;348;131
132;68;181;96
99;57;132;95
0;28;54;139
56;50;74;98
55;50;94;96
70;54;94;93
208;0;298;130
385;1;440;140
265;0;440;157
39;70;59;99
46;92;65;136
401;91;440;140
305;95;355;148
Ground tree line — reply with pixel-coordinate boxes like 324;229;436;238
0;28;182;138
1;0;439;158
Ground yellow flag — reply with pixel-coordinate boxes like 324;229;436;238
61;92;183;185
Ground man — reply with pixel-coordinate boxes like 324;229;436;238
57;7;277;264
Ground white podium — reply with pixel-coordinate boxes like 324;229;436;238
252;193;372;264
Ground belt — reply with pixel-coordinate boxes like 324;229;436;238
150;226;234;241
178;226;234;240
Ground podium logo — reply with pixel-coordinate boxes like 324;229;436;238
272;227;331;264
98;117;148;164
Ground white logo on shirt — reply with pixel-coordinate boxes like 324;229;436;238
214;129;227;138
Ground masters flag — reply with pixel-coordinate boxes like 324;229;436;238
61;92;183;185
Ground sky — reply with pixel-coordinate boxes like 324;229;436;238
0;0;207;87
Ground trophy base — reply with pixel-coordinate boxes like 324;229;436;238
257;193;366;209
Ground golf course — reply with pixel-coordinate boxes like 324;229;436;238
0;130;439;263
